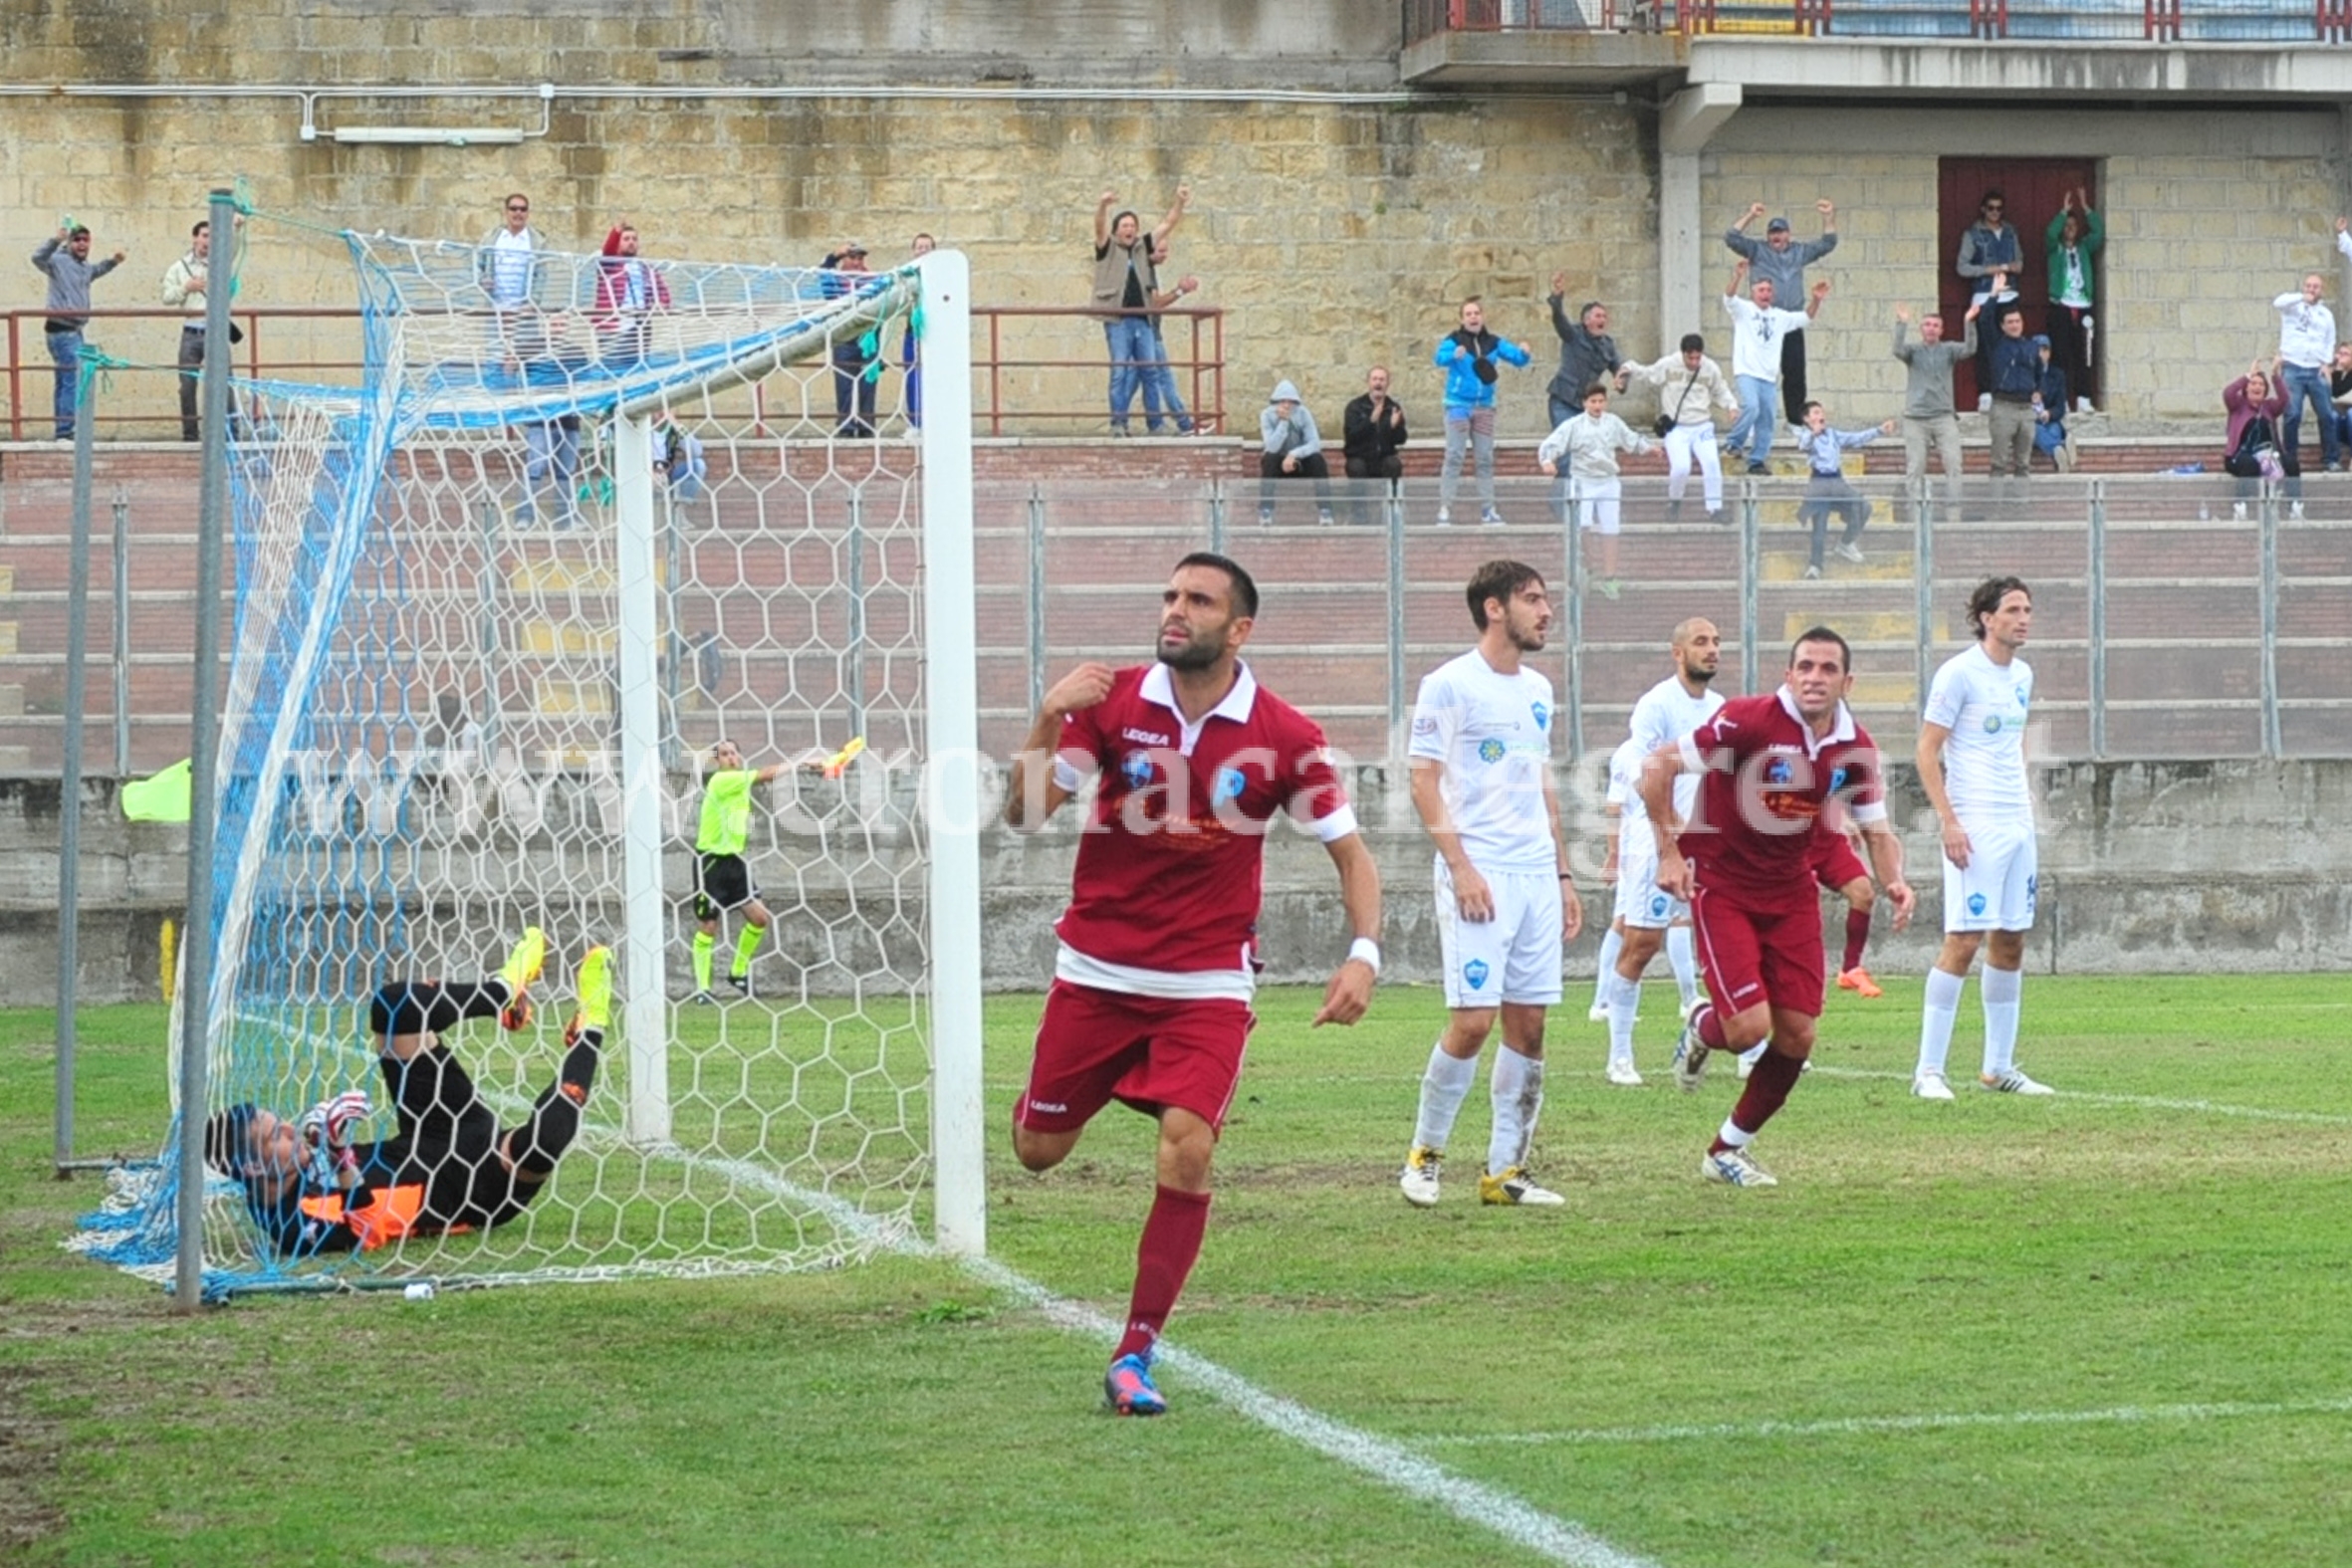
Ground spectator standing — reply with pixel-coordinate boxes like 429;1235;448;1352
1892;300;1980;519
1138;241;1205;435
479;193;541;320
2223;360;2295;521
1721;261;1826;474
902;232;934;433
1626;334;1738;522
821;242;878;438
1433;298;1531;526
2042;189;2101;412
160;216;242;443
1724;200;1839;423
31;222;124;441
1543;275;1630;428
1257;380;1335;526
2271;265;2341;478
1536;382;1655;600
1957;189;2023;409
1341;364;1409;522
2031;336;2077;474
593;220;669;367
1789;401;1897;578
1983;303;2042;496
1089;184;1188;436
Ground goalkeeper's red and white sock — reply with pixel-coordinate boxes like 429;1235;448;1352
1115;1185;1210;1364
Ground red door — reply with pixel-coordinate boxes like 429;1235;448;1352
1940;158;2099;406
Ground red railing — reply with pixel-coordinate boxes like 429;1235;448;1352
1;304;1229;442
1407;0;2352;43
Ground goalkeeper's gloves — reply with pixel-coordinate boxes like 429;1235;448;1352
298;1089;373;1154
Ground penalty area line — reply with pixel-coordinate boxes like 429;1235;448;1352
677;1146;1664;1568
1804;1066;2352;1127
1427;1394;2352;1450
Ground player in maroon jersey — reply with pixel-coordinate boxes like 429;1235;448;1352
1639;626;1915;1187
1003;552;1383;1415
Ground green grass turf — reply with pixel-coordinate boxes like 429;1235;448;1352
5;975;2350;1566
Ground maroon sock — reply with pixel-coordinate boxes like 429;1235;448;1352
1695;1004;1729;1051
1843;907;1872;973
1115;1185;1212;1363
1727;1046;1806;1140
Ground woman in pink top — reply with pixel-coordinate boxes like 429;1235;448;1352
2223;358;2299;519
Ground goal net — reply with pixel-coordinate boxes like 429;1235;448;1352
75;214;984;1298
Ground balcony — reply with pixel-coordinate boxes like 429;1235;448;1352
1402;0;2352;92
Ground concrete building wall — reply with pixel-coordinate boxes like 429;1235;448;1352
12;760;2349;1007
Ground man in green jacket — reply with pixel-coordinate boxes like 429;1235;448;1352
691;740;786;1002
2043;188;2102;413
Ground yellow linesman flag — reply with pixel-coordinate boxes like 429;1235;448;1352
121;759;193;822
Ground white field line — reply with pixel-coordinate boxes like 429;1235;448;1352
1802;1065;2352;1126
1425;1395;2352;1450
674;1145;1665;1568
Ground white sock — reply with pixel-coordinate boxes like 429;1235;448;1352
1412;1043;1479;1153
1919;966;1965;1079
1715;1117;1754;1149
1591;927;1623;1011
1605;972;1642;1067
1488;1046;1542;1173
1982;964;2022;1077
1666;925;1700;1011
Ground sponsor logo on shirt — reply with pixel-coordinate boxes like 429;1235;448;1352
1983;714;2003;734
1120;751;1155;788
1478;739;1508;764
1214;767;1247;803
1463;958;1491;990
1531;701;1550;732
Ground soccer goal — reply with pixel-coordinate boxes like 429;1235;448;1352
74;199;985;1298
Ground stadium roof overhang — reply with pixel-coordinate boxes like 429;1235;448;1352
1400;34;2352;109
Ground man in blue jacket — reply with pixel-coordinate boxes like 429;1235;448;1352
1433;298;1531;526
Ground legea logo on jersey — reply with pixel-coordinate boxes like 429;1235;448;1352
1531;701;1550;732
1478;739;1507;764
1214;767;1247;803
1119;751;1154;788
1462;958;1491;990
1968;891;1989;916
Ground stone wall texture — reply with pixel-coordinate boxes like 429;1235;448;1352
6;6;2346;434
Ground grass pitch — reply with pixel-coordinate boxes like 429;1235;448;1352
5;975;2350;1566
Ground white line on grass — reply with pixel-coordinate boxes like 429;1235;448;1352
1426;1395;2352;1449
1804;1066;2352;1126
678;1146;1664;1568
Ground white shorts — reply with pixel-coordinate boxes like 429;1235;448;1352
1942;817;2039;933
1574;477;1623;537
1612;815;1688;930
1436;859;1565;1008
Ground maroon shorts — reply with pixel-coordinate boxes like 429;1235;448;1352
1689;881;1826;1021
1016;980;1256;1134
1811;834;1869;893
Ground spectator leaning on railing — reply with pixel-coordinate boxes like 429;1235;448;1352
32;221;125;441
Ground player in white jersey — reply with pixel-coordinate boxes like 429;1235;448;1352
1595;619;1724;1085
1912;576;2050;1098
1400;560;1585;1207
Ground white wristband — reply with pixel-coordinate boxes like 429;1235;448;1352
1347;937;1382;977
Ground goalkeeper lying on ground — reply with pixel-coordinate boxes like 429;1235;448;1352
202;930;607;1260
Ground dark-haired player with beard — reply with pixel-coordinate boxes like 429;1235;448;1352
1641;629;1915;1187
1004;553;1383;1416
1397;560;1584;1209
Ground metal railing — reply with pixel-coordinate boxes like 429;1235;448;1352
1405;0;2352;42
0;303;1229;442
